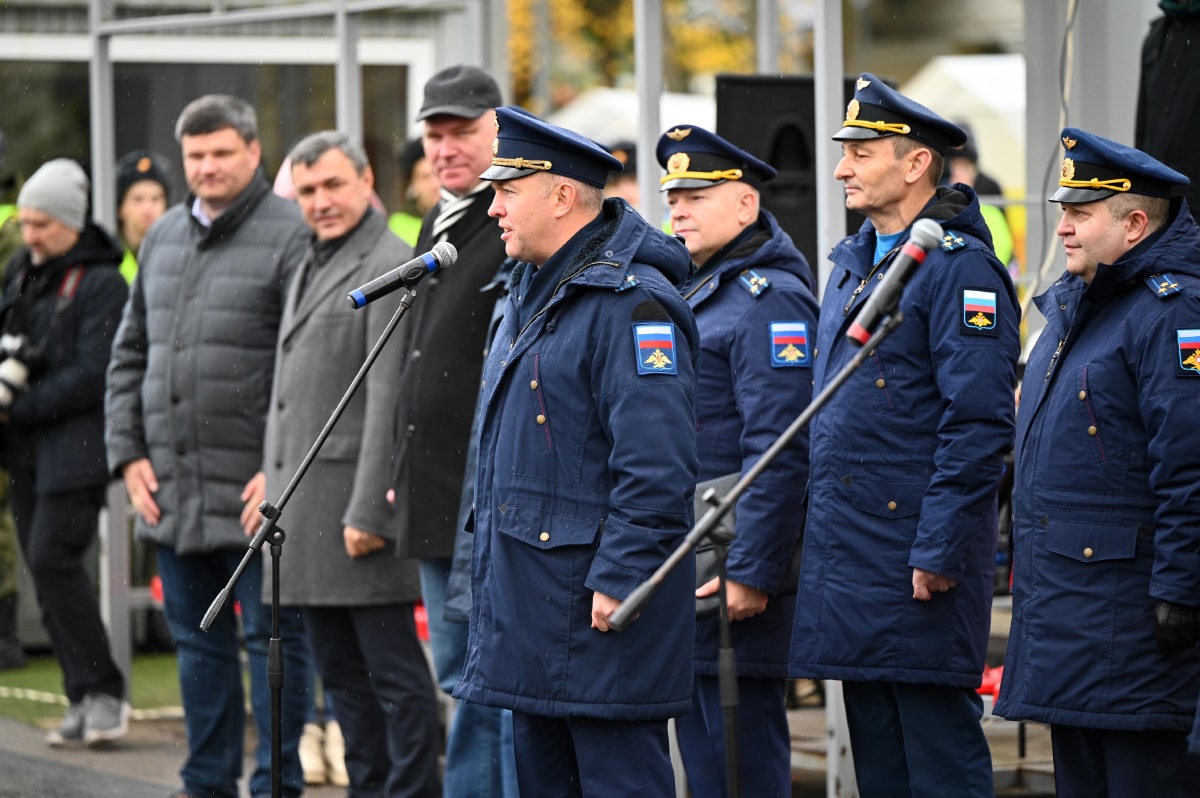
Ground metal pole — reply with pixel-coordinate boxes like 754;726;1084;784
812;0;846;297
755;0;778;74
335;0;363;142
88;0;116;230
633;0;663;228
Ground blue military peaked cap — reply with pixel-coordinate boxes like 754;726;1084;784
834;73;966;155
1050;127;1190;203
480;106;623;189
655;125;778;191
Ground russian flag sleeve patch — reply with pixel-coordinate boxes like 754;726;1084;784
1178;329;1200;377
770;321;811;367
961;288;999;336
633;322;678;375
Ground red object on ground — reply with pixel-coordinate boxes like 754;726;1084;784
414;601;429;642
978;664;1004;698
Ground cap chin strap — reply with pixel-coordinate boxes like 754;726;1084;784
491;156;552;171
1059;177;1131;192
659;168;743;185
841;119;911;136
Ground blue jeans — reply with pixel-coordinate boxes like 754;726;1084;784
419;557;518;798
157;545;310;798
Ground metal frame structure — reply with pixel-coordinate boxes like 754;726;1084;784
81;0;509;228
65;0;508;687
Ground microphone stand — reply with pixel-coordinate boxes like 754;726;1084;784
199;287;421;798
609;311;908;798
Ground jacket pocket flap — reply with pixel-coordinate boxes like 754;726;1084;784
315;433;359;462
1045;521;1137;563
849;479;925;519
498;503;602;550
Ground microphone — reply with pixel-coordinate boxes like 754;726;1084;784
845;218;943;346
347;242;457;309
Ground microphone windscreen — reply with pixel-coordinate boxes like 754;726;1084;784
631;298;671;323
432;241;458;269
910;218;944;251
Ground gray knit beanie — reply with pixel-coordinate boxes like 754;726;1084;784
17;158;90;231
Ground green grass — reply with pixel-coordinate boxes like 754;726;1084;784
0;652;181;728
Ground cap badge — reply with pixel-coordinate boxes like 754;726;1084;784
1062;136;1077;150
667;152;691;174
1061;158;1075;181
856;77;871;91
136;156;152;173
846;99;860;121
492;138;499;156
666;127;692;141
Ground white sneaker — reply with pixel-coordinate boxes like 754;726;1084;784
82;693;129;747
46;702;85;747
325;720;349;787
299;722;327;785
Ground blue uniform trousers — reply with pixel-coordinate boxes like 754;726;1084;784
1051;724;1200;798
842;680;992;798
511;712;674;797
302;603;441;798
675;674;790;798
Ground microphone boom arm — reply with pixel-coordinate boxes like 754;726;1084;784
607;311;907;631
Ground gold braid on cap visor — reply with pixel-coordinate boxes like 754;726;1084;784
491;156;553;170
659;168;744;185
840;118;912;135
1059;176;1132;192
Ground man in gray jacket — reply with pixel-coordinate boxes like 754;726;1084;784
260;131;441;797
106;94;311;798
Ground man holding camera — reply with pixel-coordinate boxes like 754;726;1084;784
0;157;130;746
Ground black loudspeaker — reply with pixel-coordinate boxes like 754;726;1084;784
715;74;862;281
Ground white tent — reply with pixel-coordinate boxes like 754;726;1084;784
546;86;716;147
901;53;1026;193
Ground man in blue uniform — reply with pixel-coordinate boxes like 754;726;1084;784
789;74;1020;797
656;125;816;798
455;106;699;797
995;129;1200;798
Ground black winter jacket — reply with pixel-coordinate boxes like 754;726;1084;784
1;222;128;492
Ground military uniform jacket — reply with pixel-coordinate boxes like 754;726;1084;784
790;186;1020;687
263;211;422;606
454;199;701;720
106;175;308;554
689;210;818;678
392;189;510;559
995;202;1200;732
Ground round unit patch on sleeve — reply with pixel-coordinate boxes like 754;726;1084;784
961;287;999;336
770;321;811;368
1179;329;1200;377
633;322;678;375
